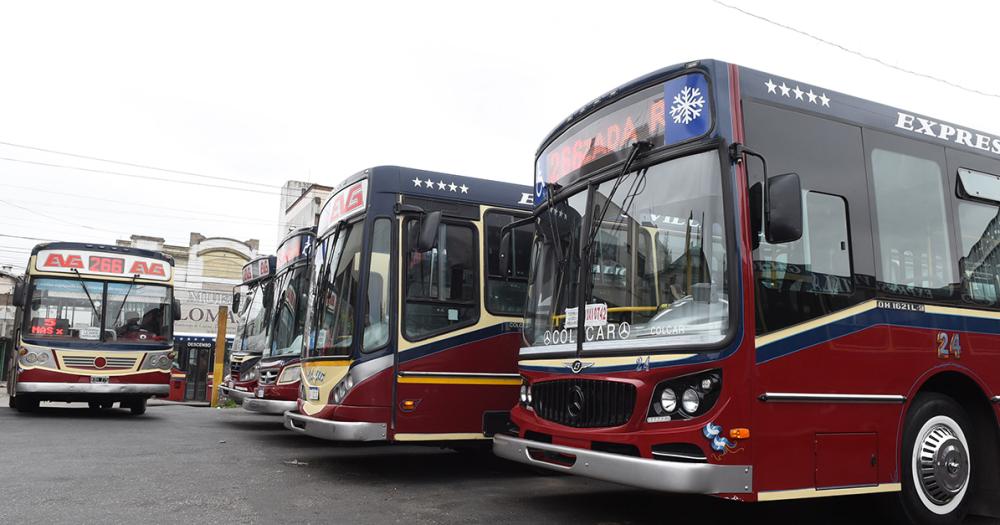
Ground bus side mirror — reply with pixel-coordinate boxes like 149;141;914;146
173;299;182;321
232;292;240;314
414;211;441;252
498;230;512;277
12;280;24;308
765;172;803;244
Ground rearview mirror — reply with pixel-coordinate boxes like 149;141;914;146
172;299;182;321
765;172;803;244
231;292;240;314
12;279;25;308
413;211;441;252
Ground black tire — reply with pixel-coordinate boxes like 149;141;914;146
7;394;14;409
13;395;39;413
897;393;973;525
128;398;147;416
88;402;102;410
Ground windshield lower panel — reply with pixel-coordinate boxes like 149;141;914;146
525;150;730;352
25;278;173;346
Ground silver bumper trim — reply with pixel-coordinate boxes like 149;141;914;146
218;386;253;402
242;397;297;414
17;382;168;395
493;435;752;494
283;411;387;442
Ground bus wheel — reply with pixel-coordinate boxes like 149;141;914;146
127;398;147;416
13;395;39;413
899;393;973;525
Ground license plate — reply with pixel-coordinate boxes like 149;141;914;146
256;388;264;398
307;386;320;401
90;376;109;384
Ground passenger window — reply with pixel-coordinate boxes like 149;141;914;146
871;148;954;294
485;212;531;316
363;218;392;351
404;220;478;339
956;169;1000;306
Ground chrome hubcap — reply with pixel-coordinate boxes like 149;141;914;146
917;424;969;505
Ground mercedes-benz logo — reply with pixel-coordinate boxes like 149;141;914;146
567;385;585;418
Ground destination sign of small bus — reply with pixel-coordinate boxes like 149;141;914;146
276;234;311;270
35;249;171;281
535;72;712;198
318;179;368;235
242;257;273;283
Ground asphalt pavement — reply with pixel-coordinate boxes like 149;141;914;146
0;397;989;524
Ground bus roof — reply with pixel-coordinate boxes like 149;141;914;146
538;59;1000;162
329;165;534;212
29;241;175;265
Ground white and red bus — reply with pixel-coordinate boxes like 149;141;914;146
494;60;1000;524
6;242;179;415
219;255;276;404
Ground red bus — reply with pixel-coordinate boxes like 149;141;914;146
241;227;315;414
494;60;1000;524
6;242;179;415
284;166;534;443
219;255;276;404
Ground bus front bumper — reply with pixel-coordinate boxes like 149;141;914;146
218;386;253;403
16;382;169;395
284;411;387;442
492;434;753;494
243;397;297;415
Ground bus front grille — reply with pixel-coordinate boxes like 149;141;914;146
62;356;137;370
532;379;636;428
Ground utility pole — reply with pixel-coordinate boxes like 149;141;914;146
210;305;228;407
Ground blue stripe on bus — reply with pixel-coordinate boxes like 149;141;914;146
397;323;517;364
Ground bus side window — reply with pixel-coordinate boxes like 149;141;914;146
955;167;1000;306
403;220;479;340
868;135;955;301
485;212;531;316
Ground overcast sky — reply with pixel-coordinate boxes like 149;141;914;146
1;0;997;270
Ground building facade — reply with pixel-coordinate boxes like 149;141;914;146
278;180;331;243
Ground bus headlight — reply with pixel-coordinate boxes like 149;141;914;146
681;388;701;414
19;349;54;367
278;365;301;385
331;373;356;404
156;355;172;369
519;378;532;407
647;370;721;422
243;365;258;382
24;352;38;364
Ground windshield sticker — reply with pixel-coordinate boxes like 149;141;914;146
77;326;101;341
663;73;712;146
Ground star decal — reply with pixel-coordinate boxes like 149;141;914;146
448;182;457;192
819;93;830;107
806;89;818;103
792;85;804;100
412;177;423;187
424;178;434;187
437;180;446;190
459;184;469;194
778;82;791;97
765;77;832;108
764;79;777;94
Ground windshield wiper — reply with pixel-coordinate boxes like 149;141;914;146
110;273;140;331
575;141;650;356
69;268;102;325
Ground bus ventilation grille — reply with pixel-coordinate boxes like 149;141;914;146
532;379;636;428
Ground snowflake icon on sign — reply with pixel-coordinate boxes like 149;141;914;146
669;86;706;125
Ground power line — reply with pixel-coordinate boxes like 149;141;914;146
711;0;1000;99
0;156;282;195
4;196;280;227
0;182;282;223
0;198;125;235
0;140;283;189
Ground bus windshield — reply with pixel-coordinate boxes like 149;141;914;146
26;278;173;345
525;150;730;351
236;281;272;354
269;265;309;358
308;220;364;357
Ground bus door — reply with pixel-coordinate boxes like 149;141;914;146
392;208;527;439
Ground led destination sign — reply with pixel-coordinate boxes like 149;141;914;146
35;249;171;281
536;72;712;199
318;179;368;236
